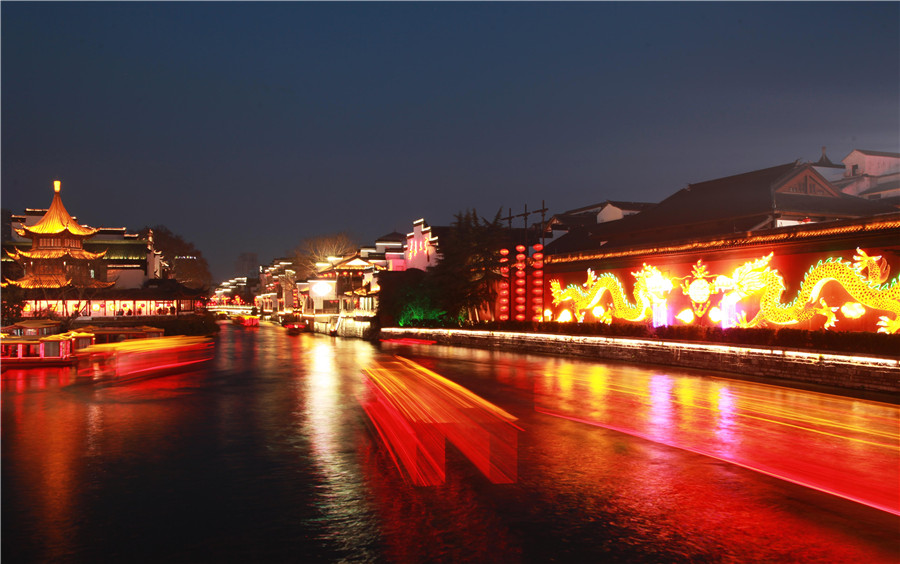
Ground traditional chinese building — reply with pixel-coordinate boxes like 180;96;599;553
543;161;900;334
2;181;203;319
4;181;114;297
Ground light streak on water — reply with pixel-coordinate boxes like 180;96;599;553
534;361;900;515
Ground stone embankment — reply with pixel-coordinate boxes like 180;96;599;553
380;327;900;395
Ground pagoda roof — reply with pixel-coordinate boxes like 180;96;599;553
17;182;99;238
7;247;108;261
3;273;114;289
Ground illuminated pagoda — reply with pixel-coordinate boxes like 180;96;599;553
4;181;113;292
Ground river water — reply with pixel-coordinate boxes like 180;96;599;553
3;322;898;563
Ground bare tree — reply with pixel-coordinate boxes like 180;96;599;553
291;232;357;280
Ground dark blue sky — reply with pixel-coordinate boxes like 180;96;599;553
3;2;898;282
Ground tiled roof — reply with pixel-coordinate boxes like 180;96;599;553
854;149;900;158
7;248;107;261
375;231;407;243
18;186;98;238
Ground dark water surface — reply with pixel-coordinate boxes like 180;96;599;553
3;323;898;563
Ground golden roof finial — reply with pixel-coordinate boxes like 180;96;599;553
54;180;61;193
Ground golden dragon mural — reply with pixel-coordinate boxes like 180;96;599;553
549;248;900;333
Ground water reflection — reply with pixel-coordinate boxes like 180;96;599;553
2;325;897;563
529;357;900;515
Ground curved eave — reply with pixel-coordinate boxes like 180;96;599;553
4;274;72;289
11;248;108;261
3;275;115;289
23;192;98;237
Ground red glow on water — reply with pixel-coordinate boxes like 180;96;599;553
534;365;900;516
360;356;521;486
380;338;437;346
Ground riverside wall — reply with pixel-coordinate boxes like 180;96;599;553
379;327;900;395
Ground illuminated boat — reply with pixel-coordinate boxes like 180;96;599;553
1;330;96;368
75;336;214;381
231;315;260;327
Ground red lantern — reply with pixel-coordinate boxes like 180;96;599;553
515;314;526;321
533;252;543;261
532;244;543;252
532;261;543;269
515;297;527;304
515;287;526;295
532;270;543;277
516;245;526;252
500;248;509;256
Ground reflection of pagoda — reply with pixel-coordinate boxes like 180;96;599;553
4;181;114;289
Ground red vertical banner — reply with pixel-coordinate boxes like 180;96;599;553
498;248;510;321
514;245;527;322
531;244;544;322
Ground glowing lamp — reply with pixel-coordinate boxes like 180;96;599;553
532;253;543;261
516;245;526;252
515;287;526;295
515;270;526;278
532;270;543;278
500;248;509;256
92;304;101;311
676;309;695;324
515;296;526;304
499;306;509;312
312;281;333;297
557;310;573;322
688;279;711;304
591;306;605;318
54;180;61;193
500;315;509;321
532;262;543;269
532;244;543;252
516;254;526;262
840;302;866;319
515;314;526;321
708;307;722;324
500;267;509;274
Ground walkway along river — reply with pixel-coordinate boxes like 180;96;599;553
3;321;898;562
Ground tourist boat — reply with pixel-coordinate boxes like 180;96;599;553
75;335;214;381
1;330;96;368
231;315;260;327
284;321;307;335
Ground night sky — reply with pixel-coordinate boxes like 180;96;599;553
3;2;898;282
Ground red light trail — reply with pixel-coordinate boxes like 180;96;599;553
534;364;899;515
